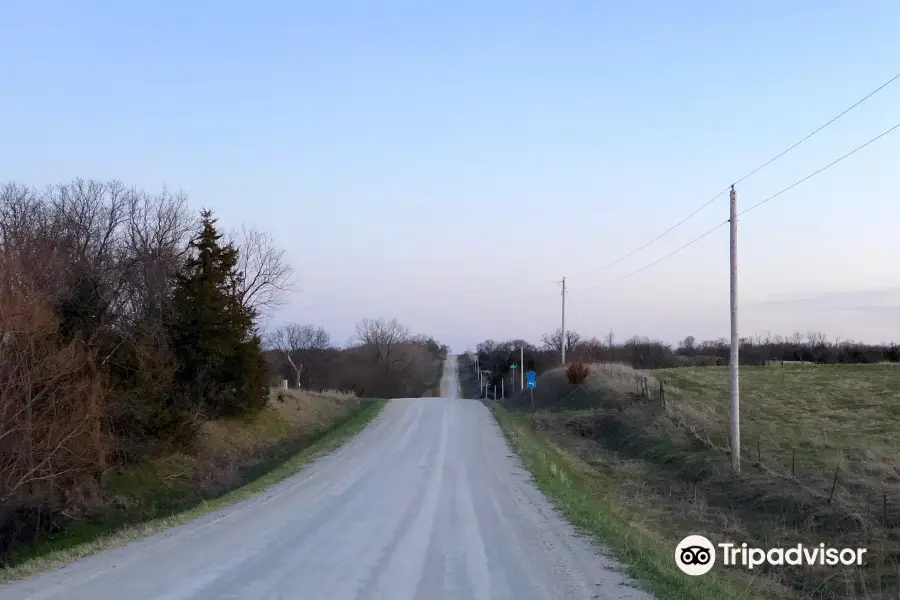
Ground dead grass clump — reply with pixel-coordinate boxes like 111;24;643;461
565;360;590;384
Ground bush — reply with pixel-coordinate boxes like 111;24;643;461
565;360;590;384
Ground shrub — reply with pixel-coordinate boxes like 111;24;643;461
565;360;590;384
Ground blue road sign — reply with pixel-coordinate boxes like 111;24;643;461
526;370;536;388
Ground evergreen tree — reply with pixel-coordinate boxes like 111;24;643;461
169;210;268;418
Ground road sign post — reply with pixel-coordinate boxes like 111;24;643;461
525;370;536;409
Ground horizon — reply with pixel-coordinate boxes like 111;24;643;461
3;1;899;354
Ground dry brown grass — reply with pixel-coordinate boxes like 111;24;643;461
3;387;365;568
526;363;900;599
2;393;383;581
126;388;361;497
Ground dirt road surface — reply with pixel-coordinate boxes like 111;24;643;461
1;355;651;600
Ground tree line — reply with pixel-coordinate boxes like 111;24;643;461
473;328;900;379
265;318;449;399
0;179;296;552
0;179;448;558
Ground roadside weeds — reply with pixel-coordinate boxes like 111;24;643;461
0;398;386;583
492;406;770;600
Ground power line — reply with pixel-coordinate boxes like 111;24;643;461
583;221;727;289
575;70;900;278
578;119;900;290
288;75;900;319
739;120;900;217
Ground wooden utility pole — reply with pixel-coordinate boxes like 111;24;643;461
520;346;524;390
560;277;567;366
729;185;740;474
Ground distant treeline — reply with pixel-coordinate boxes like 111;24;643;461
264;319;449;399
473;329;900;377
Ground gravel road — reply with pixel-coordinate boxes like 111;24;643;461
1;355;652;600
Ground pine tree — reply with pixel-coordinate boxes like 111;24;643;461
169;210;268;418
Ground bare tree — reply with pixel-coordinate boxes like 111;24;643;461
807;331;827;346
0;246;106;507
267;324;331;387
121;186;195;326
354;318;410;364
679;335;696;359
229;225;294;319
541;328;581;355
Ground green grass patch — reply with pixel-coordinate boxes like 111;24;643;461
653;364;900;477
501;361;900;598
493;406;766;600
1;398;386;582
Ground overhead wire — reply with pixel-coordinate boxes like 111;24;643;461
575;119;900;290
294;70;900;317
574;70;900;278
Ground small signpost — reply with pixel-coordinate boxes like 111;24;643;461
526;370;536;408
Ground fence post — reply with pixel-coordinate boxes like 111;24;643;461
659;380;667;408
828;467;839;505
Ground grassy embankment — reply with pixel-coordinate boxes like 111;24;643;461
421;358;445;397
2;390;385;582
490;360;900;600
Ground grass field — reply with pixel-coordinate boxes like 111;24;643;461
497;362;900;599
657;364;900;485
1;390;385;581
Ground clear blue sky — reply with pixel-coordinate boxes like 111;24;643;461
3;1;899;352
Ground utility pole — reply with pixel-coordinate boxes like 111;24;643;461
520;346;524;391
560;277;567;366
729;185;740;475
501;377;504;398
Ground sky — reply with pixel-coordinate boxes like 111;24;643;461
2;1;899;353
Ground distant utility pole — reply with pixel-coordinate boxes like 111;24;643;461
729;185;740;475
560;277;567;366
520;346;524;390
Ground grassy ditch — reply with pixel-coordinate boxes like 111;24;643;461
2;391;385;582
497;361;900;599
493;406;767;599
